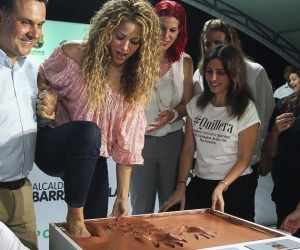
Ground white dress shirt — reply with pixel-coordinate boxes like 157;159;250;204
0;49;37;182
273;82;293;99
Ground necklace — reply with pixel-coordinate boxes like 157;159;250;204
155;62;175;112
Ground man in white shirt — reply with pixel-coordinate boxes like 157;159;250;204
0;1;49;249
273;65;295;102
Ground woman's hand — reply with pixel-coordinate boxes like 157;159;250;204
147;110;175;133
108;197;128;220
263;113;293;159
211;184;225;212
257;158;272;176
37;83;58;120
280;207;300;235
272;113;295;135
159;185;186;212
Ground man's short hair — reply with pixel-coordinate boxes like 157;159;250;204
0;0;48;15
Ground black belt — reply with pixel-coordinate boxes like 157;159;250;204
0;178;26;190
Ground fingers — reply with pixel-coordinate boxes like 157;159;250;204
37;110;56;120
211;190;225;212
280;223;298;234
280;215;300;234
180;202;185;211
259;171;268;177
277;112;295;119
147;120;166;133
37;103;55;112
39;91;58;106
39;83;50;91
37;89;58;119
159;201;172;212
37;103;55;118
158;204;167;213
159;198;184;213
257;160;272;176
212;202;224;212
108;213;114;218
117;210;127;220
108;211;126;221
275;113;295;132
147;111;170;132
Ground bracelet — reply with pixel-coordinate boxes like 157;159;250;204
218;180;228;191
169;109;179;123
261;150;273;160
177;181;186;184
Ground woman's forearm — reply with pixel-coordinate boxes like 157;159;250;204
116;163;132;199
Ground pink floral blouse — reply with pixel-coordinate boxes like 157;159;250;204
39;46;146;165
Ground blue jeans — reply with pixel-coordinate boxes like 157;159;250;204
35;121;108;217
84;157;108;219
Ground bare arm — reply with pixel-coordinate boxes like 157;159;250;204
159;114;196;212
173;53;194;120
109;164;132;219
61;41;82;64
147;53;193;132
211;122;260;212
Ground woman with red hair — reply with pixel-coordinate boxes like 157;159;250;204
130;0;193;215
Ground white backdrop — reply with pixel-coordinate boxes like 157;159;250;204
28;20;277;250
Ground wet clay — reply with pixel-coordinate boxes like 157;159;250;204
57;210;280;250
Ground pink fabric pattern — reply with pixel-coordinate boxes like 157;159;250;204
39;46;146;165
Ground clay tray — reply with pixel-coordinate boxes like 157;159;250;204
51;209;284;250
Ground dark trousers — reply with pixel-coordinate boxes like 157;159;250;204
35;121;108;218
168;172;257;222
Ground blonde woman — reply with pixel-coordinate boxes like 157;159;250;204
35;0;162;237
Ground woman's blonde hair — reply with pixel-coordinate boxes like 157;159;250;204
80;0;162;109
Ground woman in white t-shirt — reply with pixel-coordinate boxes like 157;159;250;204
160;44;260;222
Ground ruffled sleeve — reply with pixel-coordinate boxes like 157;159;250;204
111;103;146;165
38;46;82;98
